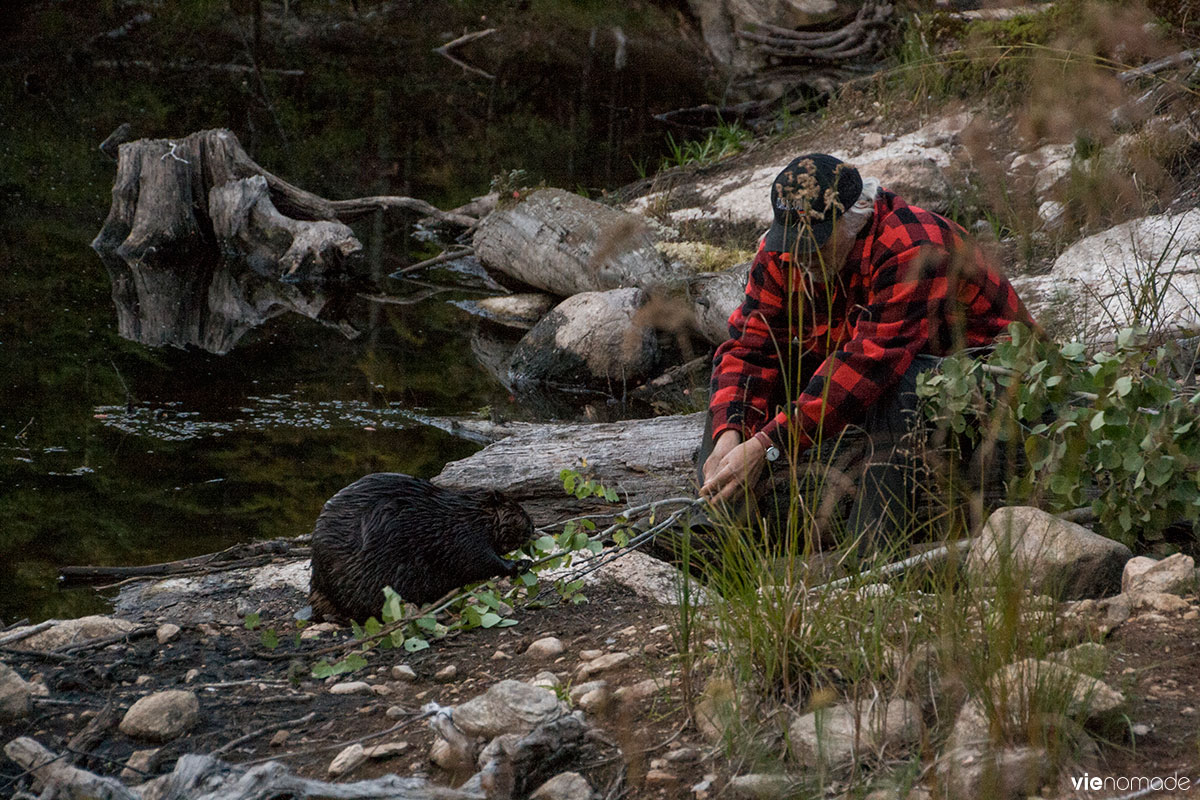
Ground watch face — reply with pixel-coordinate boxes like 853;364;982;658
765;445;780;462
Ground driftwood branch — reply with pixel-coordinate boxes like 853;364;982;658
434;28;497;80
389;246;475;277
1117;48;1200;83
92;59;306;77
4;737;481;800
60;537;309;583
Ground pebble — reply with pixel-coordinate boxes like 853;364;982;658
579;649;603;662
530;771;593;800
649;624;670;635
569;680;608;703
328;743;366;777
370;684;392;696
300;622;341;641
665;746;702;763
119;748;160;781
617;625;639;637
577;687;610;714
434;665;458;682
391;665;417;682
330;681;372;695
184;669;200;683
385;705;407;719
491;650;511;661
614;678;660;704
119;690;200;742
156;623;181;644
526;636;566;659
135;675;153;686
269;730;290;747
1131;723;1152;737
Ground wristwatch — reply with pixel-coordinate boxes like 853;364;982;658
754;431;781;463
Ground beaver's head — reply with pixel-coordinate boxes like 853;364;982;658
474;489;535;553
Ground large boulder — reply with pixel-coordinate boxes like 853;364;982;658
1010;208;1200;340
507;288;661;390
692;264;750;345
966;506;1131;599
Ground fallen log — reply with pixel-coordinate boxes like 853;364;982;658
432;413;705;524
91;128;474;354
473;188;682;296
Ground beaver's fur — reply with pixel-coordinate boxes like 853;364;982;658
308;473;534;621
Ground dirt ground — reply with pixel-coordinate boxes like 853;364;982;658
2;574;1199;799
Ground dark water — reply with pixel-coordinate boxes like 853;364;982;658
0;0;709;622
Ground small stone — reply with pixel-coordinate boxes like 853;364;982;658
491;650;511;661
135;675;153;686
156;624;181;644
1185;610;1200;620
119;748;160;781
119;691;200;742
391;664;417;682
728;773;796;799
385;705;407;719
577;687;610;714
694;678;737;744
569;680;608;703
300;622;340;641
1131;722;1152;736
370;684;392;696
530;771;593;800
328;743;366;777
434;665;458;682
863;131;885;149
789;699;921;767
614;678;660;704
452;679;564;738
618;625;639;636
577;651;632;679
363;741;410;759
526;637;566;659
235;597;257;617
269;730;290;746
579;649;603;662
531;671;561;690
330;681;372;695
197;623;220;638
184;668;200;683
649;624;669;634
1182;707;1196;715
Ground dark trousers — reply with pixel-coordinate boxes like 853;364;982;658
696;354;942;549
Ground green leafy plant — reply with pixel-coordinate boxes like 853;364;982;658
658;120;752;171
918;322;1200;548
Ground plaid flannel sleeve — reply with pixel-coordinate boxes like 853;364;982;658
707;246;792;440
756;238;946;453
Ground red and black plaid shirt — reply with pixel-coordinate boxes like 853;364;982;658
709;189;1036;452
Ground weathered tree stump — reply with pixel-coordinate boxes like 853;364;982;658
91;128;474;354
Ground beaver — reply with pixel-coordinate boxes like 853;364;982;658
308;473;534;622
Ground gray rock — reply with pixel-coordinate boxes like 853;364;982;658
0;662;33;723
1122;553;1196;596
434;665;458;683
119;690;199;742
530;771;593;800
788;698;921;768
540;547;710;606
119;747;160;782
966;506;1131;599
568;681;609;703
508;288;660;390
531;671;561;690
939;745;1053;800
1132;592;1191;614
391;664;417;682
451;680;564;738
363;741;409;759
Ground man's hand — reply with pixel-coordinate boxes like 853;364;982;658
700;435;768;505
702;429;743;485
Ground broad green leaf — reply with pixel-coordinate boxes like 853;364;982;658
404;636;430;652
260;629;279;650
480;612;502;628
244;613;261;631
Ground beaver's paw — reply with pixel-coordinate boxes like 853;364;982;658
506;558;534;577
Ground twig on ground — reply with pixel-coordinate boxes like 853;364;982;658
211;711;317;758
0;622;53;646
388;246;474;277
